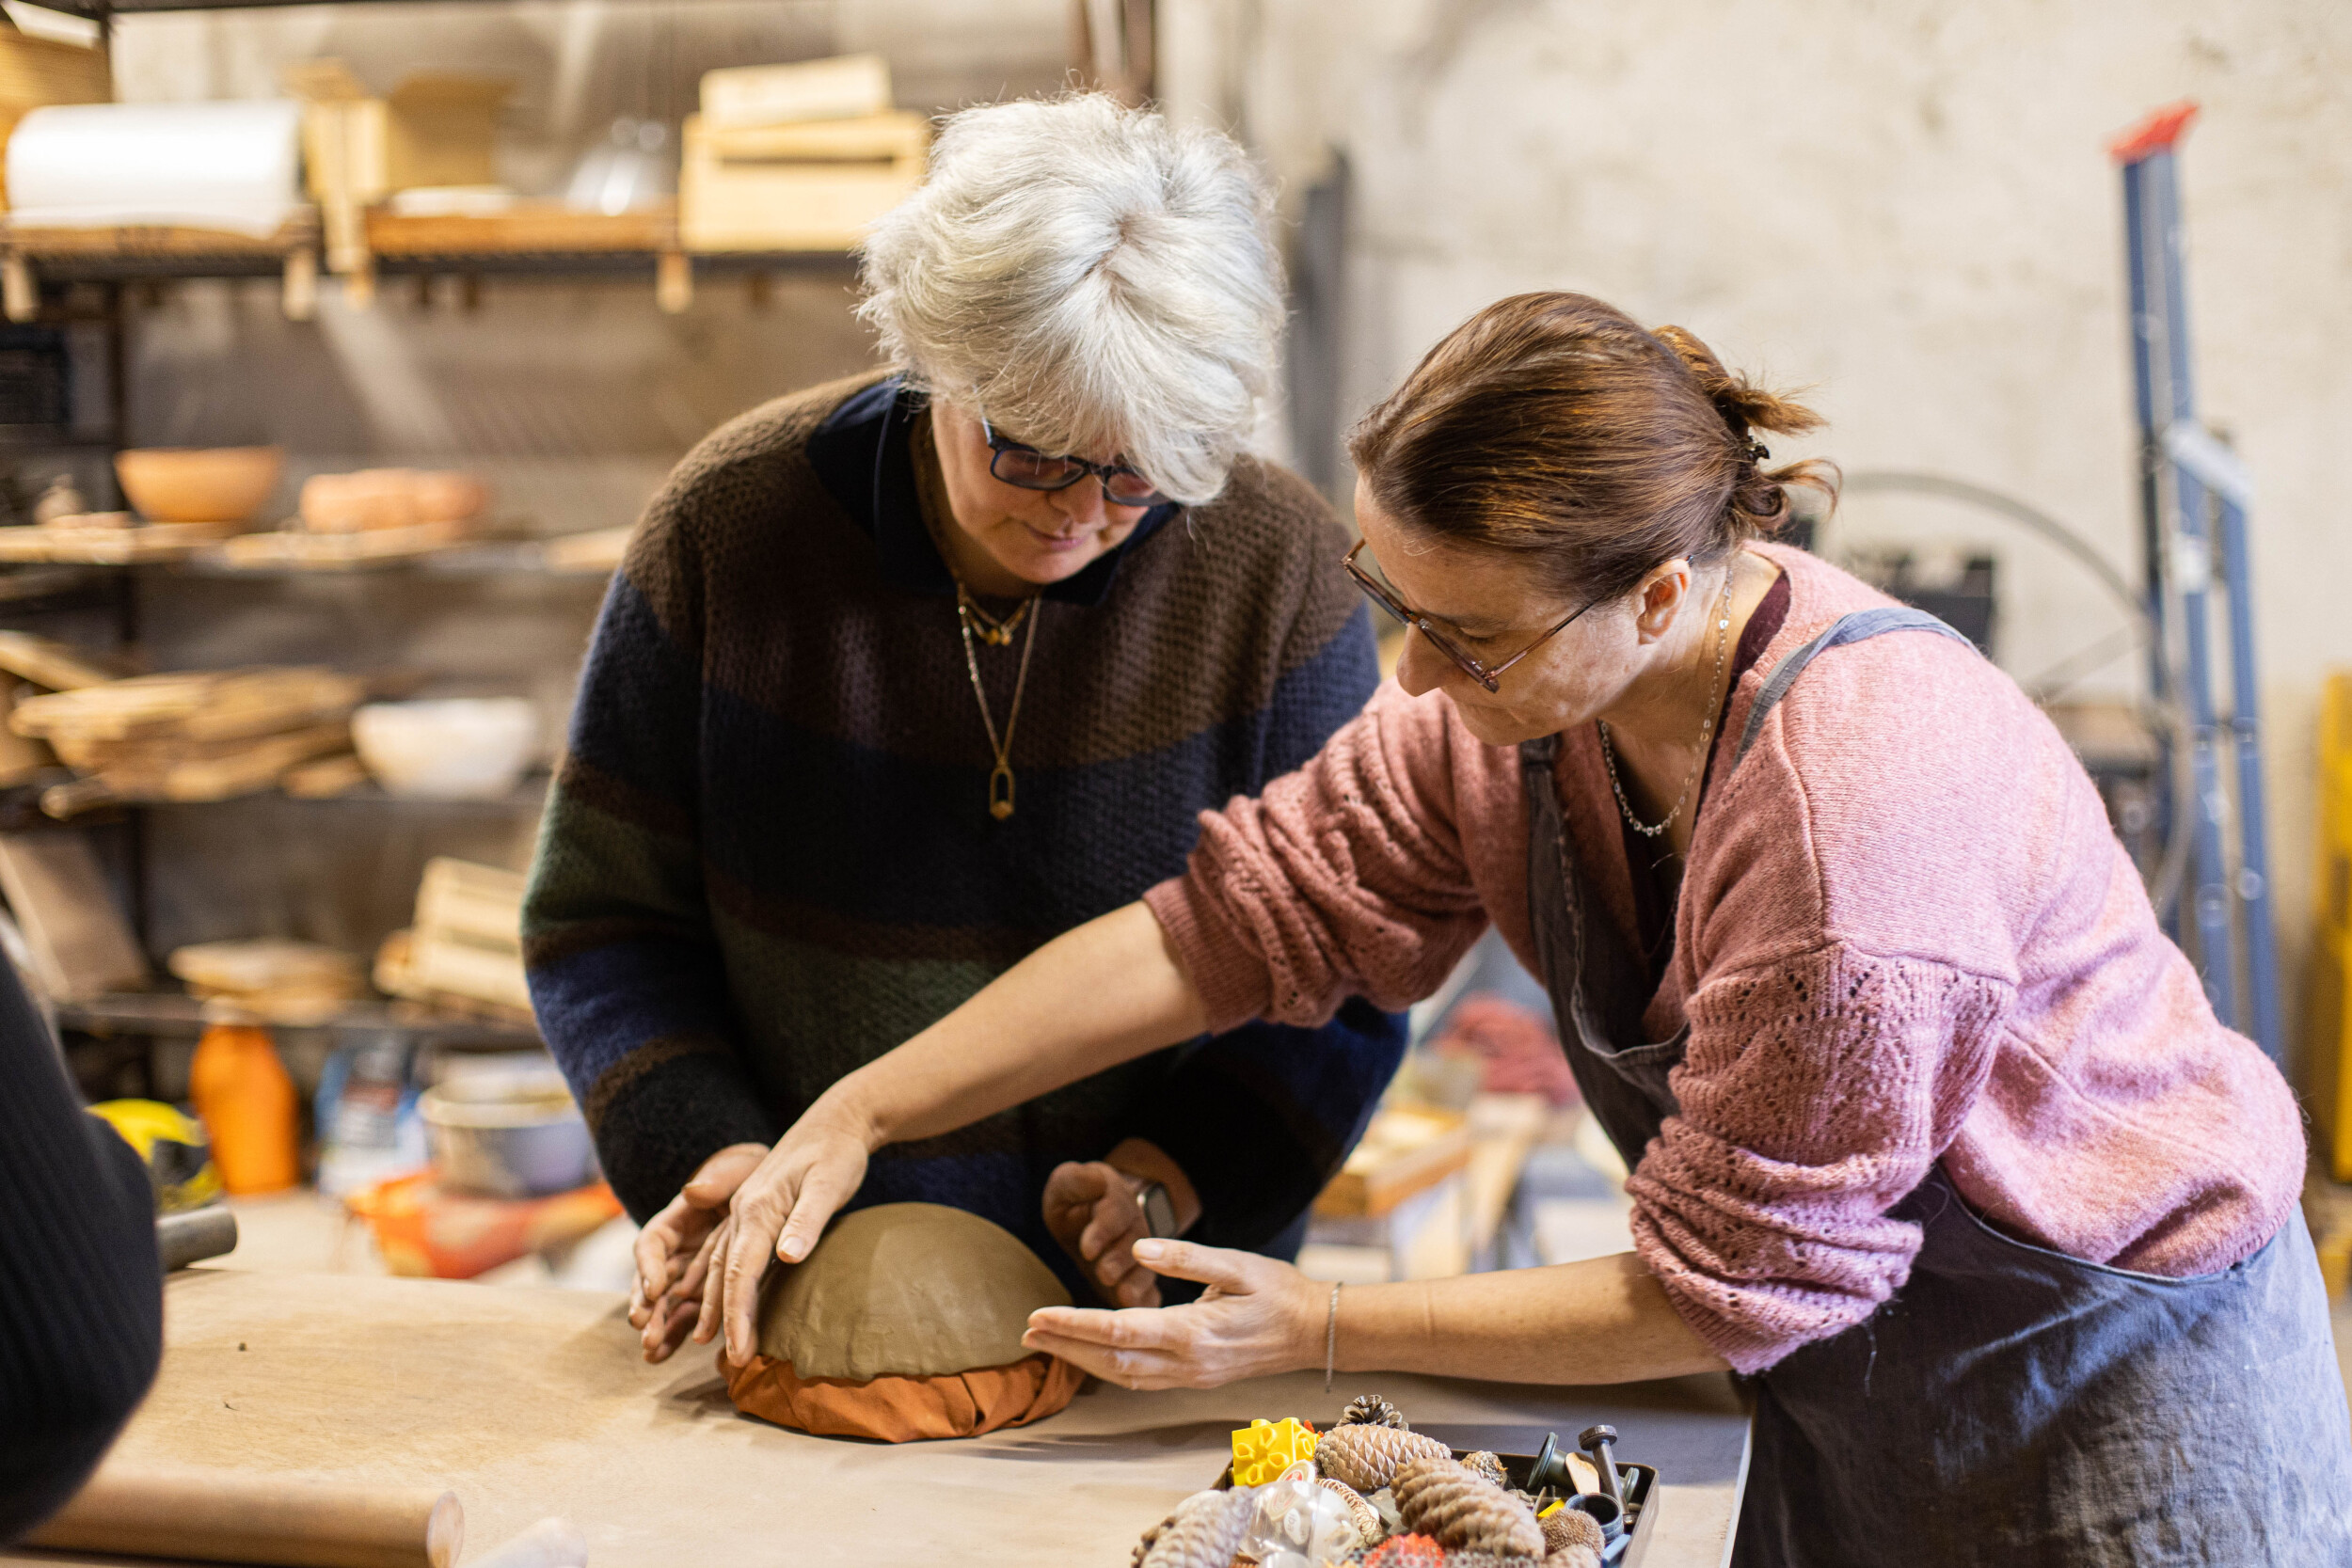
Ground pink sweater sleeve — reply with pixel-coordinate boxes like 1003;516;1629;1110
1628;944;2010;1374
1144;684;1497;1033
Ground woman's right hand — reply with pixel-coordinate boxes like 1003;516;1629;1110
692;1094;879;1366
628;1142;767;1364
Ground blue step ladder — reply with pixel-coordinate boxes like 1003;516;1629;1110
2115;102;2282;1066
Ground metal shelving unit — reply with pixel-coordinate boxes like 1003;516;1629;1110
0;0;878;1079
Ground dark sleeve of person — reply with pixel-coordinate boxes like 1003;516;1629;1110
0;959;162;1543
521;484;778;1224
1131;599;1412;1252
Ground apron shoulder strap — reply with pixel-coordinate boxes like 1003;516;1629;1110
1730;606;1975;771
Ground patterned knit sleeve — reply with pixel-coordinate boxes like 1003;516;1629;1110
1628;944;2011;1374
523;497;778;1223
1127;598;1410;1251
1144;682;1495;1034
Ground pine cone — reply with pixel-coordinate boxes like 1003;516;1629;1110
1539;1508;1604;1558
1442;1553;1542;1568
1317;1424;1454;1493
1138;1489;1256;1568
1543;1548;1602;1568
1460;1450;1509;1491
1320;1476;1386;1549
1392;1458;1545;1560
1134;1512;1171;1568
1361;1534;1446;1568
1340;1393;1411;1431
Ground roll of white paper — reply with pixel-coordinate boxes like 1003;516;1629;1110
7;100;306;237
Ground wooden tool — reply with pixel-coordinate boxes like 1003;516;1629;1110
26;1468;461;1567
0;628;119;690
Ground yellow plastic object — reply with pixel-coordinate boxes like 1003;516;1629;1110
88;1099;222;1212
1231;1417;1320;1486
1537;1500;1565;1519
2314;673;2352;1180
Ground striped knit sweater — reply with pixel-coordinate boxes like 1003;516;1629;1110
524;375;1405;1291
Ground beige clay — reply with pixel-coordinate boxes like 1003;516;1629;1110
754;1202;1072;1380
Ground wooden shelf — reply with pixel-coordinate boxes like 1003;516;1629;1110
24;0;525;15
0;536;623;578
56;989;541;1044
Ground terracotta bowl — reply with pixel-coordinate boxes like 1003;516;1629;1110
114;446;285;524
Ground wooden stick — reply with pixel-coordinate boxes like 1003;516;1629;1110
26;1468;462;1568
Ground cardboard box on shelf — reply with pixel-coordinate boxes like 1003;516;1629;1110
679;110;928;253
284;59;511;271
700;53;893;132
0;29;111;207
286;61;510;201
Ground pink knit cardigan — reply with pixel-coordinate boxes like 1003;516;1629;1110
1145;543;2304;1374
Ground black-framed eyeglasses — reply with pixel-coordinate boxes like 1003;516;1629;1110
1343;539;1597;693
979;415;1169;508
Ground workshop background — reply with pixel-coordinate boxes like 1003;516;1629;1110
7;0;2348;1386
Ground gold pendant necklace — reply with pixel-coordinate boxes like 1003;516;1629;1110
958;592;1034;648
955;582;1042;819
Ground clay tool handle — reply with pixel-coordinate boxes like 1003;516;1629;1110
26;1467;462;1568
155;1206;239;1271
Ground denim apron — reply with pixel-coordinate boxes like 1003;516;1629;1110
1519;609;2352;1566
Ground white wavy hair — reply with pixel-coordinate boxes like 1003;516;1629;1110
857;93;1284;507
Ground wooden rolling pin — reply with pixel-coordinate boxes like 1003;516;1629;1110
26;1467;461;1568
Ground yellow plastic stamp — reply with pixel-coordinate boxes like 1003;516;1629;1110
1231;1417;1320;1486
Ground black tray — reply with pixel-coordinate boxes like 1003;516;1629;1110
1212;1446;1659;1566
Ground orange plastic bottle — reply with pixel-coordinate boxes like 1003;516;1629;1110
189;1023;299;1195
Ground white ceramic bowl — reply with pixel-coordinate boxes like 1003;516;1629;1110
352;698;538;800
420;1077;596;1198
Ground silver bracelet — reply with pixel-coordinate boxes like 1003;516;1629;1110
1324;1281;1343;1394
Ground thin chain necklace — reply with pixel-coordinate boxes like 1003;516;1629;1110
957;591;1034;647
954;581;1042;820
1597;562;1740;839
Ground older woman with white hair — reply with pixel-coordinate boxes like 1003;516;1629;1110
523;93;1405;1361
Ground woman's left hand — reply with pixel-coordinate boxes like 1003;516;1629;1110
1019;1238;1323;1389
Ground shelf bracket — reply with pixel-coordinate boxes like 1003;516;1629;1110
2;253;35;325
657;248;691;314
282;245;318;323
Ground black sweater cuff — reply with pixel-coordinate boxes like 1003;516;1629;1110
587;1048;783;1224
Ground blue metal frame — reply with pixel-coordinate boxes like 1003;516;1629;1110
2117;108;2282;1064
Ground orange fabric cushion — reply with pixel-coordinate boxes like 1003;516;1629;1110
723;1348;1085;1442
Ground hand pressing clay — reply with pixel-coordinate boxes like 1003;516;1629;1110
722;1201;1085;1442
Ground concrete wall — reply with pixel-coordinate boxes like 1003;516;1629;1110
1167;0;2352;1087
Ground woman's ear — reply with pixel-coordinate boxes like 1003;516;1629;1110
1630;558;1692;643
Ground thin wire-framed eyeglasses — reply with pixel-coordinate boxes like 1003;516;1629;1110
978;415;1168;508
1343;539;1598;693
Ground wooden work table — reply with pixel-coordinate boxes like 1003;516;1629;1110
10;1266;1751;1567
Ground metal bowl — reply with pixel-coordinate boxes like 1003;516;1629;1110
420;1077;596;1198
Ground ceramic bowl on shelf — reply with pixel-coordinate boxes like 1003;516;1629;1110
114;446;284;523
351;698;538;800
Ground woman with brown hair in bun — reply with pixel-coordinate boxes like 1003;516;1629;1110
698;292;2351;1563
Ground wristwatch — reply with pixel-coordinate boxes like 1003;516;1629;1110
1134;1180;1179;1240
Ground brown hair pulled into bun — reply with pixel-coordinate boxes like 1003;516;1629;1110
1348;292;1837;603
